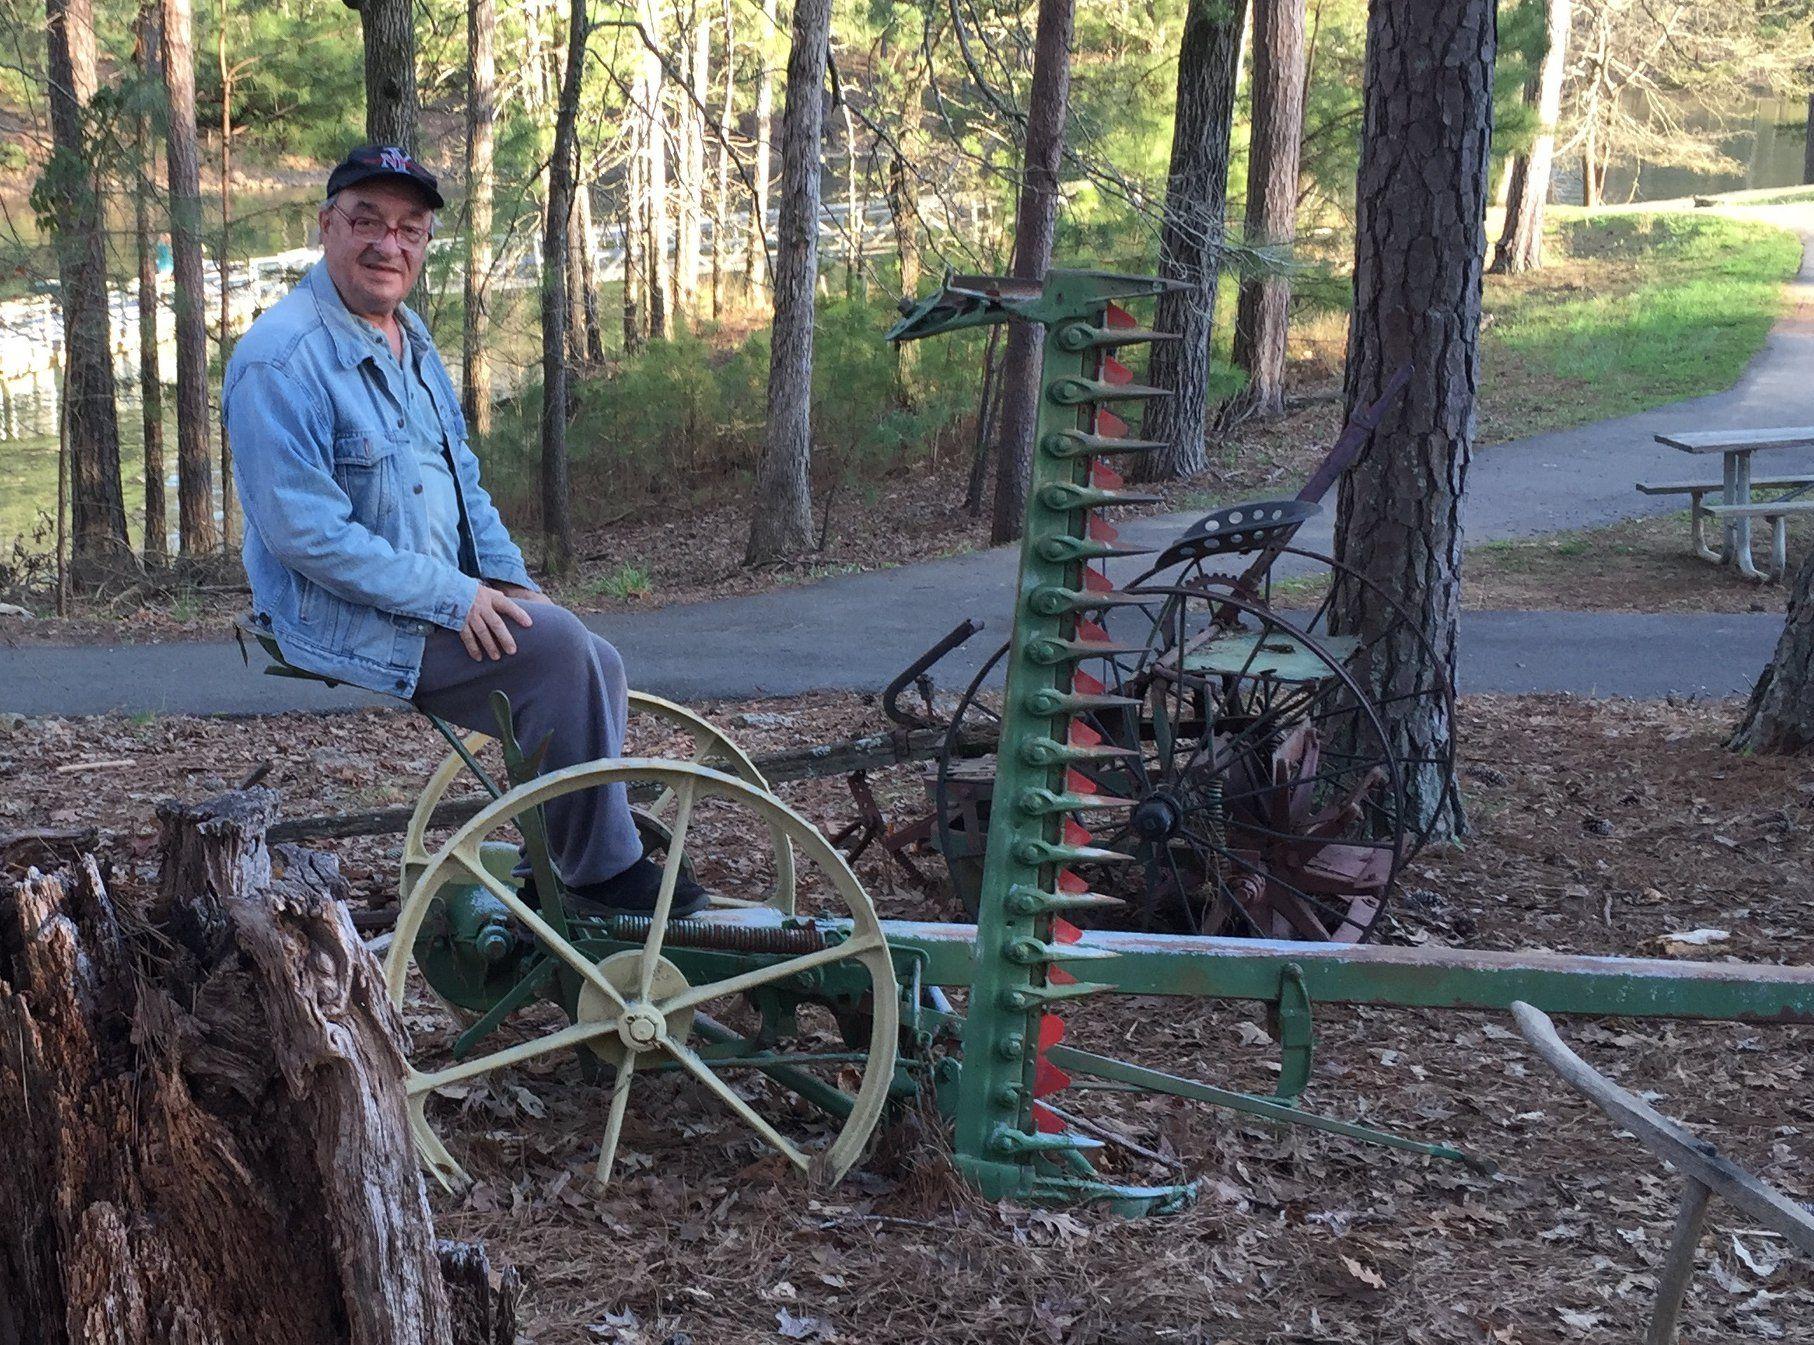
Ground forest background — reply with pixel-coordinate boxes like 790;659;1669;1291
4;0;1814;610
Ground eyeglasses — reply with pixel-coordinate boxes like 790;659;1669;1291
330;202;433;249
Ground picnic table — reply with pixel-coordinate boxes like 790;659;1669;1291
1638;427;1814;582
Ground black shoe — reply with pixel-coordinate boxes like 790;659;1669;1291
572;857;712;918
515;858;710;920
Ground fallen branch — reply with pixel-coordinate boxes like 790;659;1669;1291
268;725;997;844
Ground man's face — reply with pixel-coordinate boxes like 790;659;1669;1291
318;180;435;318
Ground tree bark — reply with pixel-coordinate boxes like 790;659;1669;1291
217;2;237;549
636;0;671;339
134;2;167;565
1731;549;1814;752
743;0;830;564
884;26;923;406
575;170;605;362
748;0;778;296
0;792;521;1344
987;0;1074;544
1330;0;1492;843
162;0;216;557
463;0;496;433
540;0;586;577
1225;0;1307;425
1491;0;1570;274
1132;0;1247;482
840;94;861;299
711;0;734;318
345;0;418;150
1804;91;1814;186
45;0;129;578
674;2;709;323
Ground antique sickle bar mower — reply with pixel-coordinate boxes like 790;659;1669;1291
244;269;1814;1218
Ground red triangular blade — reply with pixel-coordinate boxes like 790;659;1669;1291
1064;768;1098;796
1047;965;1078;986
1087;517;1120;545
1039;1013;1066;1049
1096;409;1129;438
1063;818;1093;847
1102;355;1133;386
1033;1101;1064;1134
1074;671;1106;696
1090;461;1126;491
1068;721;1103;748
1058;867;1089;893
1104;302;1136;330
1077;617;1112;644
1083;566;1114;594
1053;917;1082;944
1034;1055;1072;1097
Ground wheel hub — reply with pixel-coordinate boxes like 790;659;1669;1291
618;1004;666;1051
579;950;697;1065
1130;792;1184;843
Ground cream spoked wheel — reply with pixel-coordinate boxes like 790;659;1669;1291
402;692;796;913
385;759;899;1191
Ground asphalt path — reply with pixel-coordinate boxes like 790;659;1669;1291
4;205;1811;719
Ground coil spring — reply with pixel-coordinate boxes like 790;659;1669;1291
604;914;829;955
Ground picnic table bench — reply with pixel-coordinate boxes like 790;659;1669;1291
1637;427;1814;582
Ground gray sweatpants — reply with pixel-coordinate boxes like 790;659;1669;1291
413;602;643;887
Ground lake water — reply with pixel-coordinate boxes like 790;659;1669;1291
1557;96;1809;204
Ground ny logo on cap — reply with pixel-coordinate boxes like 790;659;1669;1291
379;146;413;173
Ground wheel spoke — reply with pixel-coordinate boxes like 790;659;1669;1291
639;778;699;999
409;1016;618;1094
451;846;629;1013
660;934;887;1016
595;1054;639;1188
660;1033;809;1169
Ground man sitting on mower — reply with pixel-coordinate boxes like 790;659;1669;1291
223;145;706;917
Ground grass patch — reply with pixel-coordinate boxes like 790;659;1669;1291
1477;209;1800;443
585;563;654;602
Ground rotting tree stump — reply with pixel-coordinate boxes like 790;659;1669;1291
0;788;521;1345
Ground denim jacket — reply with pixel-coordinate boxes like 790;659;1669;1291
224;261;536;696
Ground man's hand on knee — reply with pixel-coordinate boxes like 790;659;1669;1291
487;580;552;606
462;585;534;660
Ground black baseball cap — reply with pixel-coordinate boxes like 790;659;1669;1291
325;145;445;209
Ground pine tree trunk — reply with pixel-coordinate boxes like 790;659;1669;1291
1226;0;1307;425
463;0;495;434
883;10;923;402
988;0;1074;544
134;2;167;565
674;4;708;323
217;24;237;550
162;0;216;557
623;167;646;353
0;793;521;1344
347;0;418;150
841;96;861;299
1804;91;1814;186
1491;0;1569;274
1331;0;1493;843
637;0;672;340
711;0;733;319
540;0;585;577
1581;122;1601;207
1133;0;1247;483
1731;549;1814;752
748;0;777;296
576;173;605;362
743;0;830;565
45;0;129;580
